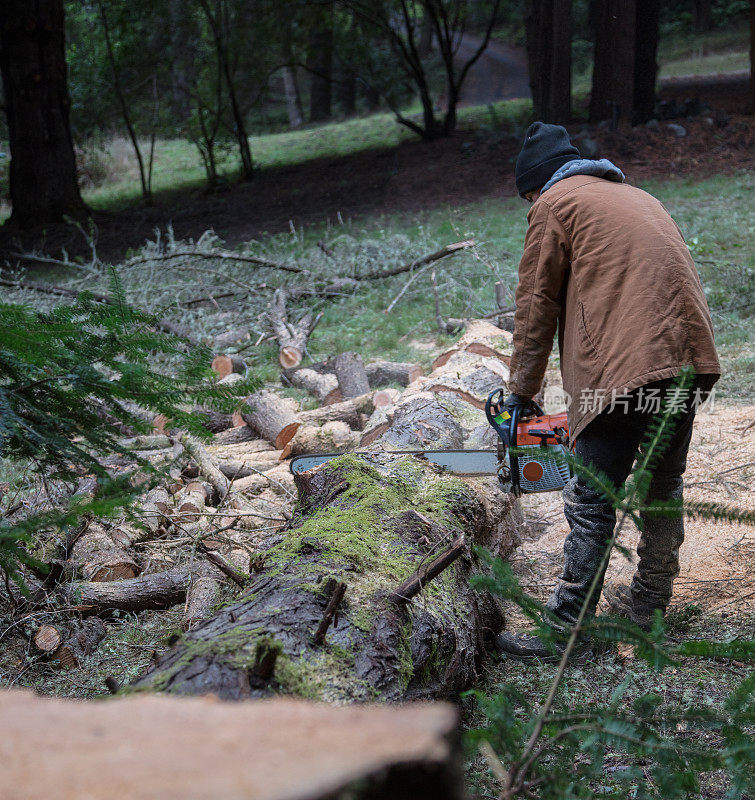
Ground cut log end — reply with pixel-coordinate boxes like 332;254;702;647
33;625;62;655
279;346;303;369
211;355;247;379
274;422;301;450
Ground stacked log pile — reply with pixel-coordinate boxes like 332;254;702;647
14;321;521;706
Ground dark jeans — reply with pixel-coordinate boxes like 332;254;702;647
546;379;703;625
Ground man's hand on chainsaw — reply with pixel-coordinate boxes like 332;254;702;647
502;393;534;414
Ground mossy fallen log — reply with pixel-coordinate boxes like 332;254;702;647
132;453;521;701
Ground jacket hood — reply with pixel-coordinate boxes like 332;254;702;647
541;158;625;194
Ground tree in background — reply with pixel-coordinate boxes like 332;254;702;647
0;0;87;228
307;0;335;122
525;0;572;123
341;0;502;140
589;0;660;125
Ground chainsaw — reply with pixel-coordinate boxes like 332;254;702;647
290;389;573;496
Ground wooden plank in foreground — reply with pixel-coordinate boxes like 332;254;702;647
0;690;461;800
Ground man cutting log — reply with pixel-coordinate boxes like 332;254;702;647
495;122;720;659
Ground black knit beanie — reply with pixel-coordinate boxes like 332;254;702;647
515;122;581;197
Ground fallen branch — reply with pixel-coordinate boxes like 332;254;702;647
267;288;323;368
122;249;307;275
357;240;474;281
175;432;231;503
197;542;248;588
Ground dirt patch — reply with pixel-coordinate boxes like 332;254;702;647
512;401;755;627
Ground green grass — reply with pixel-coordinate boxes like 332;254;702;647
74;98;533;212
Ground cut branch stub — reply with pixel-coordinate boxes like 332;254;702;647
241;391;300;450
132;453;520;701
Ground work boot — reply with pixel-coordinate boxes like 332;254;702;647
602;582;654;631
494;627;584;663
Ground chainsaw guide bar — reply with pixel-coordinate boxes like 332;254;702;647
289;450;500;476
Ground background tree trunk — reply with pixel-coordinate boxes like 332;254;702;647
589;0;636;124
308;2;334;122
0;0;87;227
525;0;571;122
282;66;304;128
694;0;713;32
633;0;661;123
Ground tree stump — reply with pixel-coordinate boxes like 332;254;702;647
132;453;521;701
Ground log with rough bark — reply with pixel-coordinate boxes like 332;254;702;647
287;368;339;404
267;289;322;368
0;691;463;800
212;425;256;446
57;619;107;669
334;352;370;399
365;360;424;388
211;354;247;379
176;432;231;503
363;392;466;450
298;393;374;429
414;351;511;409
70;521;139;582
182;576;221;631
132;453;520;700
60;566;193;613
431;319;513;370
281;421;360;458
242;391;300;450
192;407;236;433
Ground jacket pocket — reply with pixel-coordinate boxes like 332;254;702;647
578;302;602;362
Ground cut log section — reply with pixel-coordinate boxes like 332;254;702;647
416;351;510;409
70;522;139;582
281;421;360;459
287;368;338;404
176;432;232;503
182;576;221;631
132;453;520;701
334;352;370;399
242;391;300;450
366;392;466;451
267;289;322;369
365;360;424;388
373;388;401;409
33;625;63;656
211;354;247;379
298;393;374;429
57;619;107;669
60;567;193;613
431;319;513;370
0;692;463;800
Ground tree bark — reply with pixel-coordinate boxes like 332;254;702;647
298;393;374;429
60;567;194;613
632;0;661;124
589;0;636;124
334;352;371;399
365;360;424;388
182;576;221;631
132;454;520;700
241;391;300;450
70;522;139;582
0;0;87;227
282;421;360;458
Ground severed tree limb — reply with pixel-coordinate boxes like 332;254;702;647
389;537;466;605
197;543;248;588
266;288;323;369
174;432;231;503
121;249;307;275
60;566;193;613
356;240;475;280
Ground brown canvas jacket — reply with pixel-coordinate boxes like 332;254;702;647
508;175;720;442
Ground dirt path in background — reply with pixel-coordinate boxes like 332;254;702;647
512;402;755;628
455;36;531;106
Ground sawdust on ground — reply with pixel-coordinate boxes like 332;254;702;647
511;401;755;625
